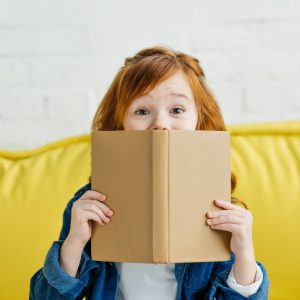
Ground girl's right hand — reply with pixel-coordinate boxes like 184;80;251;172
67;190;114;248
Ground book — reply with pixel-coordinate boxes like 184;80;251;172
91;130;231;263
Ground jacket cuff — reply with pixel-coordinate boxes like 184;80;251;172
226;263;263;297
211;262;269;299
42;240;100;298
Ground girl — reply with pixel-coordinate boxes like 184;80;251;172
30;46;269;299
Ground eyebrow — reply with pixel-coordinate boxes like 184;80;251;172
147;92;191;102
169;93;191;101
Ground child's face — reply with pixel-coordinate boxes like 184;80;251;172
122;70;198;131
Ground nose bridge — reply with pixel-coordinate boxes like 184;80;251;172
151;110;169;130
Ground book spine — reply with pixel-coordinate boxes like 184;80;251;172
152;131;169;263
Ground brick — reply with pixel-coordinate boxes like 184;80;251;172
210;82;244;111
259;21;299;49
0;59;29;84
30;56;120;87
45;90;95;124
191;23;260;51
238;49;300;80
0;118;89;150
0;0;97;27
0;90;46;119
244;82;290;112
190;0;293;23
193;51;241;81
0;28;90;55
88;23;190;56
290;83;300;110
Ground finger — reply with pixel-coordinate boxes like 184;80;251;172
207;209;243;219
81;190;107;201
79;199;114;217
206;214;242;225
213;199;244;211
210;223;239;233
81;202;111;223
84;211;105;225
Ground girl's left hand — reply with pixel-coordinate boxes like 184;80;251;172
206;199;254;255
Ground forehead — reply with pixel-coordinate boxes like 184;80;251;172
140;70;194;101
152;71;191;92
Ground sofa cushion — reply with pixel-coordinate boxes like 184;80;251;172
0;135;91;299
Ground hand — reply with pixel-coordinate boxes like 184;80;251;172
68;190;114;248
206;199;258;285
206;199;254;255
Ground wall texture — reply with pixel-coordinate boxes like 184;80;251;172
0;0;299;149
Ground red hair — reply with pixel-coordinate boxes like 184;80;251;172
91;46;225;131
90;46;244;206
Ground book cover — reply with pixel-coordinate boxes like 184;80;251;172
91;130;231;263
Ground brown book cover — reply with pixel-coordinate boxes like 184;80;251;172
91;130;231;263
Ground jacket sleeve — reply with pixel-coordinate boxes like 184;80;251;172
207;253;270;299
226;263;263;297
29;183;101;300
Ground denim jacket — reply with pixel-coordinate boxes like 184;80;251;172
30;183;269;300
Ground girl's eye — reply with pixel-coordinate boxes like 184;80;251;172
134;109;149;116
134;107;185;116
171;107;185;114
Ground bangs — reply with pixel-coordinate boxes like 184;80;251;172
120;55;180;106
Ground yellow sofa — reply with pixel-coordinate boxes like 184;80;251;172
0;120;299;300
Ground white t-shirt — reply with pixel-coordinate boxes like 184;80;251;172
115;263;177;300
115;262;263;300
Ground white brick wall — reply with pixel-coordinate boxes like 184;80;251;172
0;0;299;149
